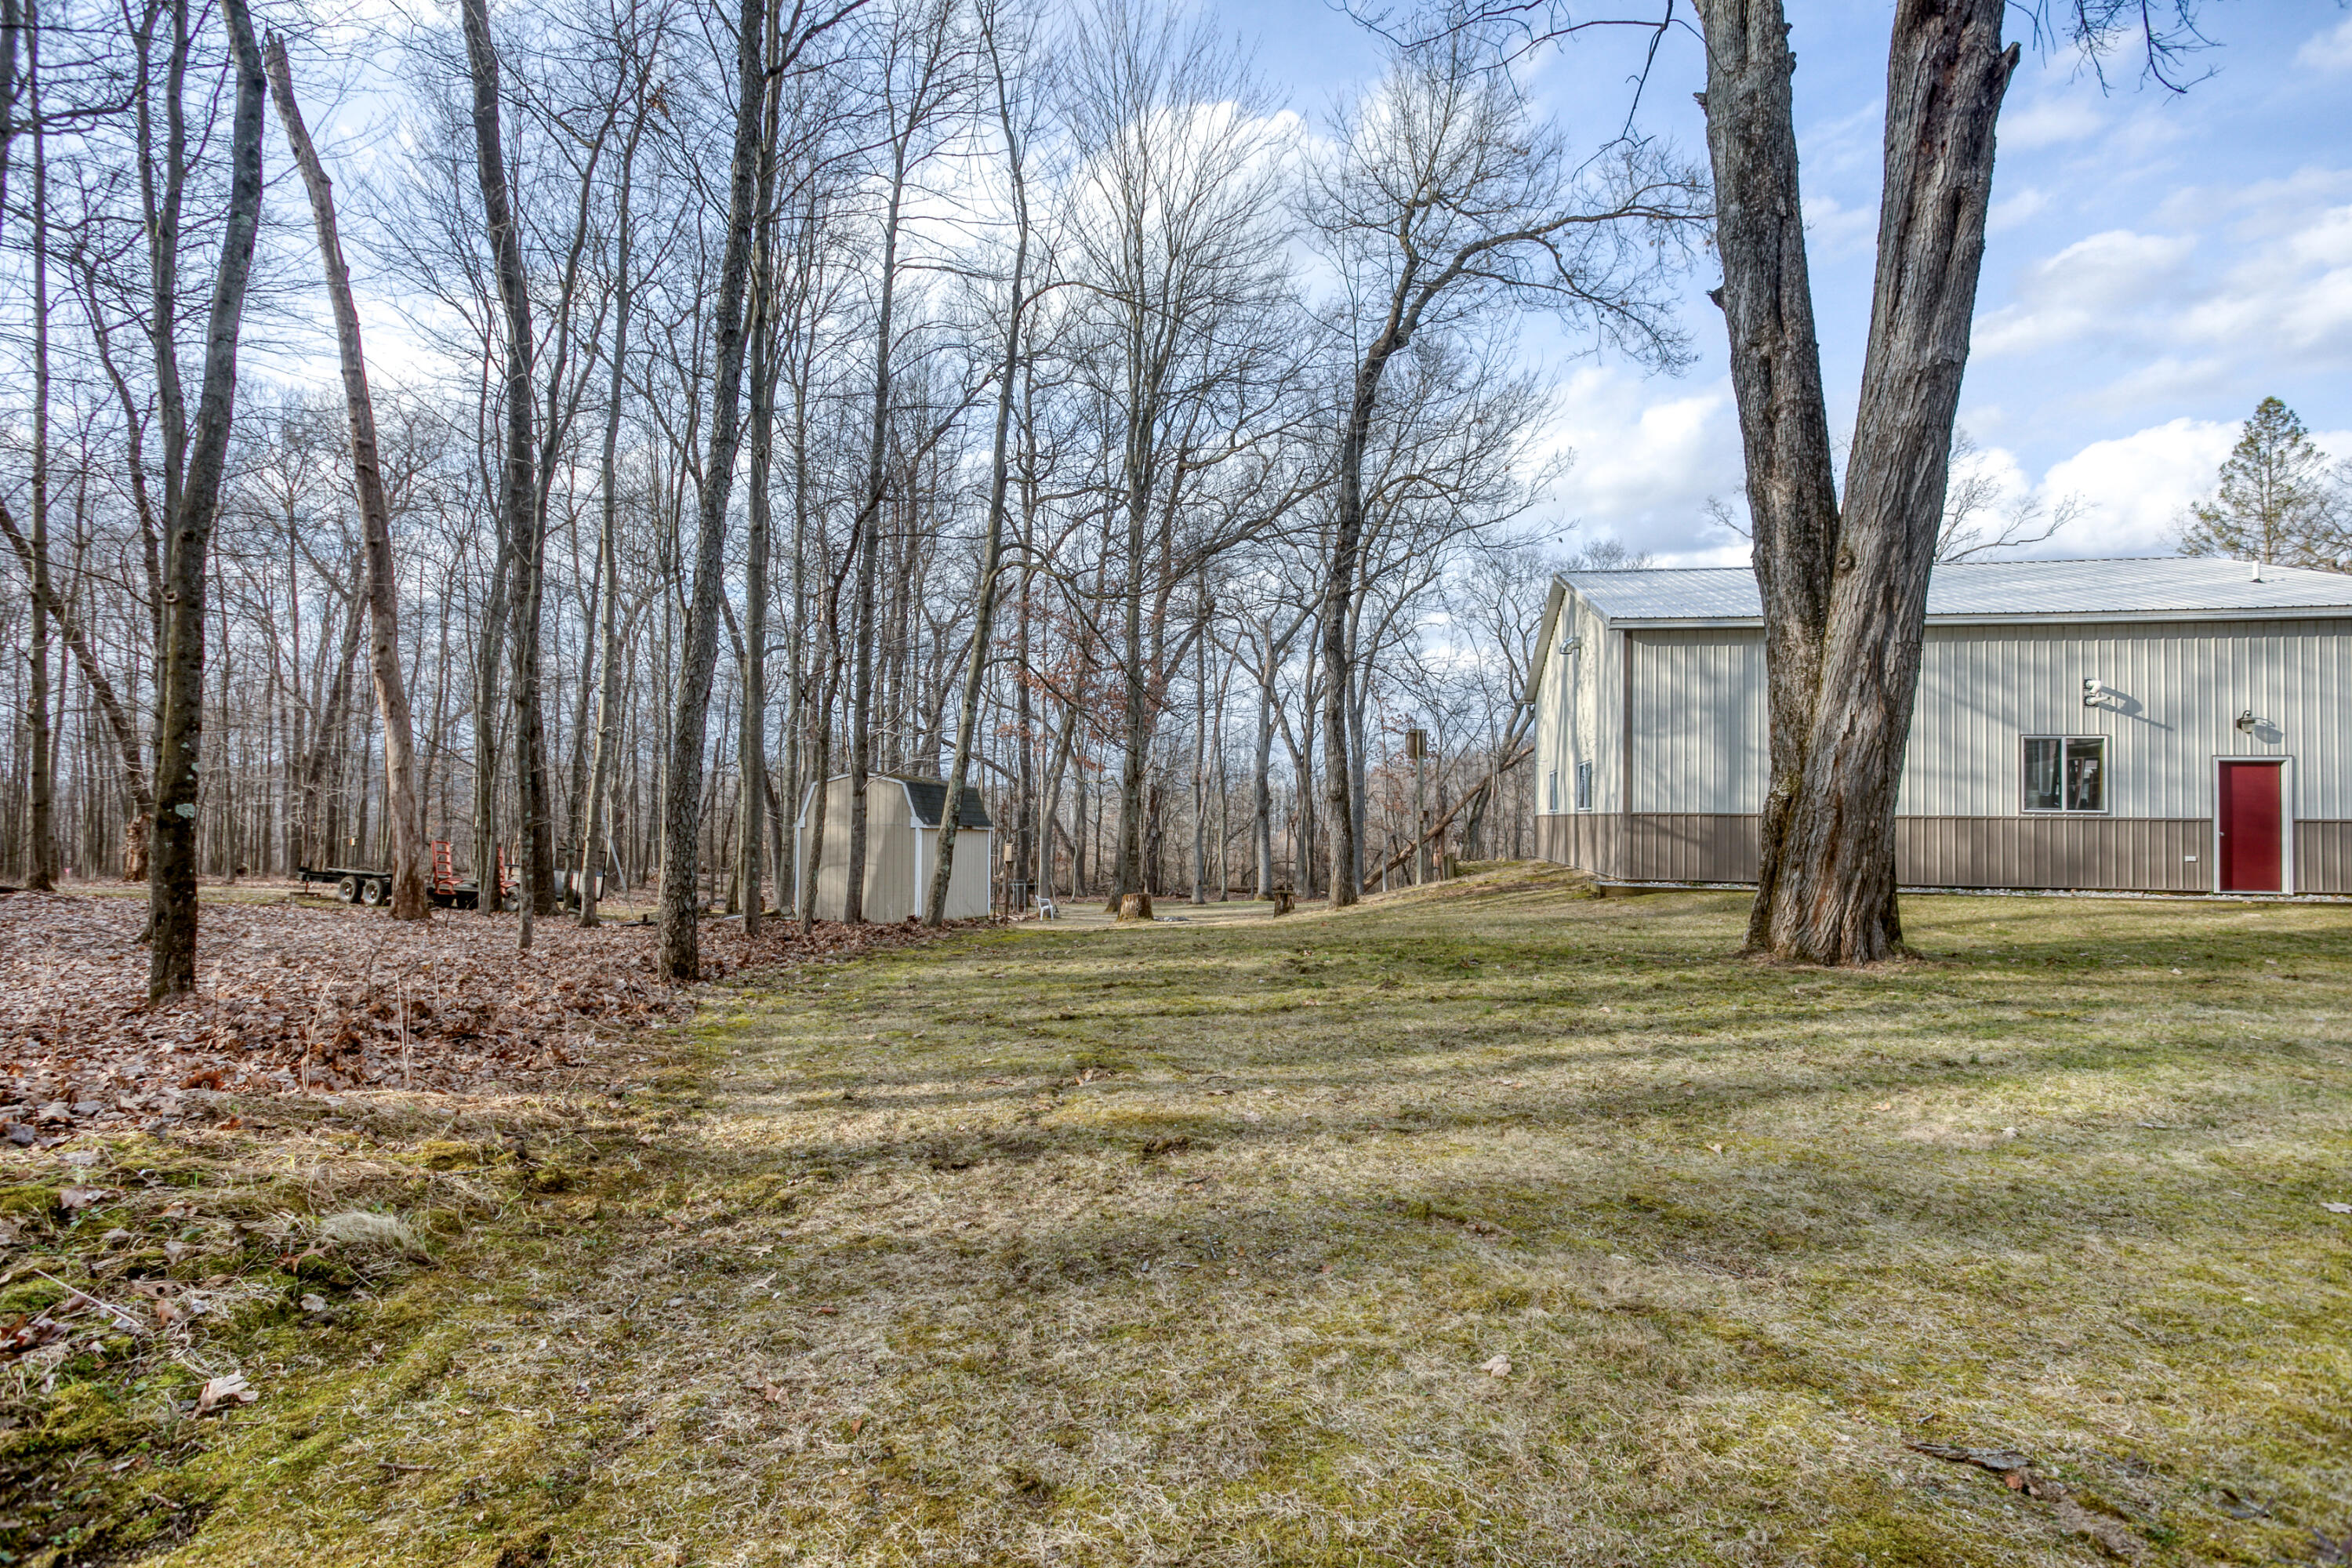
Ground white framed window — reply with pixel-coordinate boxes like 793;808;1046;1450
1574;761;1593;811
1547;769;1559;813
2022;735;2107;814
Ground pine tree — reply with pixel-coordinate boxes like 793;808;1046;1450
2180;397;2348;570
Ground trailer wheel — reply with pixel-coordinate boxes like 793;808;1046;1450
361;877;387;906
336;876;359;902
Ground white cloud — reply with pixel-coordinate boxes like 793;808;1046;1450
1802;192;1878;257
2297;14;2352;72
1987;187;2049;233
2036;418;2352;557
1999;96;2104;151
2035;419;2238;554
1973;229;2196;356
1537;368;1746;561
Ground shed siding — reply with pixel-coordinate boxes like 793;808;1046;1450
913;826;995;920
797;778;919;922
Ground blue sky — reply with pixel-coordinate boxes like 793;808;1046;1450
1239;0;2352;565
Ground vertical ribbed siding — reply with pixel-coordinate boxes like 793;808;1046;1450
1894;816;2208;890
1626;815;1759;881
1628;629;1767;815
1907;619;2352;818
2298;821;2352;894
1540;592;1624;819
1536;813;1624;877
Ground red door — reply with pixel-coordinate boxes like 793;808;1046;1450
2218;762;2284;892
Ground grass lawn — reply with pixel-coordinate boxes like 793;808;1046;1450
16;868;2351;1566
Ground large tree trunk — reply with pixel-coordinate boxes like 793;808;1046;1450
23;34;56;891
1318;348;1392;910
266;37;429;920
1698;0;2016;964
655;0;768;978
738;40;786;938
148;0;266;1002
461;0;531;924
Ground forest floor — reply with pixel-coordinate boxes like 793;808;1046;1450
5;867;2350;1566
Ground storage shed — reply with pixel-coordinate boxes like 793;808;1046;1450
1527;558;2352;895
793;774;994;922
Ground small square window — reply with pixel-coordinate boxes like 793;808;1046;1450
2023;736;2106;814
1574;761;1593;811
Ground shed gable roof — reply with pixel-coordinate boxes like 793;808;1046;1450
1563;557;2352;626
894;776;992;830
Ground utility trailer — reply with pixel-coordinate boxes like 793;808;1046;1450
296;840;517;910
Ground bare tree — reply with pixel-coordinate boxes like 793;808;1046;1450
925;0;1035;927
147;0;267;1000
1305;26;1700;906
265;36;430;920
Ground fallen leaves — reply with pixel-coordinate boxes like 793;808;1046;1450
194;1371;256;1416
0;888;979;1134
1478;1354;1512;1377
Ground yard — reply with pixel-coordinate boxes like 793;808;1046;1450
6;868;2349;1566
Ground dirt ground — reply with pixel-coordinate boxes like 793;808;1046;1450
5;866;2348;1566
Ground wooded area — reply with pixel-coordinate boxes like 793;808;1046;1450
0;0;1698;978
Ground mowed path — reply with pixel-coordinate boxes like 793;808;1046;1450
164;872;2352;1566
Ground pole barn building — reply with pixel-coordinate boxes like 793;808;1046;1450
793;774;994;922
1527;558;2352;895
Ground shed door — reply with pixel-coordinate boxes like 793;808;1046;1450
2217;761;2284;893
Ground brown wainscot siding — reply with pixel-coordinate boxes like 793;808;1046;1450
1627;815;1759;882
2298;821;2352;894
1539;812;2311;892
1536;814;1624;878
1895;816;2209;891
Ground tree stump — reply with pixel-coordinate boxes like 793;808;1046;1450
1118;893;1154;923
1271;884;1295;916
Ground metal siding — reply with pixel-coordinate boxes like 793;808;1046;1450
1540;592;1621;819
1535;812;1624;877
1628;629;1766;816
1904;619;2350;820
2299;821;2352;894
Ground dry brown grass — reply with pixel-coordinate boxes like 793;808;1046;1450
11;872;2350;1566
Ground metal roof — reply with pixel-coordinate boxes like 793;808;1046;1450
1562;557;2352;626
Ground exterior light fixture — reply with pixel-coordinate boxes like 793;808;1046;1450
2236;710;2259;734
1559;635;1581;657
2082;677;2108;707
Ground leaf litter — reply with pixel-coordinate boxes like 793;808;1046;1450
0;887;977;1143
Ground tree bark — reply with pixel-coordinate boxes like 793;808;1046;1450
148;0;266;1001
460;0;530;923
1697;0;2016;964
655;0;768;978
23;22;56;891
844;129;913;925
738;22;786;938
579;99;644;931
265;36;429;920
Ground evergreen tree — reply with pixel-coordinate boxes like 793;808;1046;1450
2180;397;2348;569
